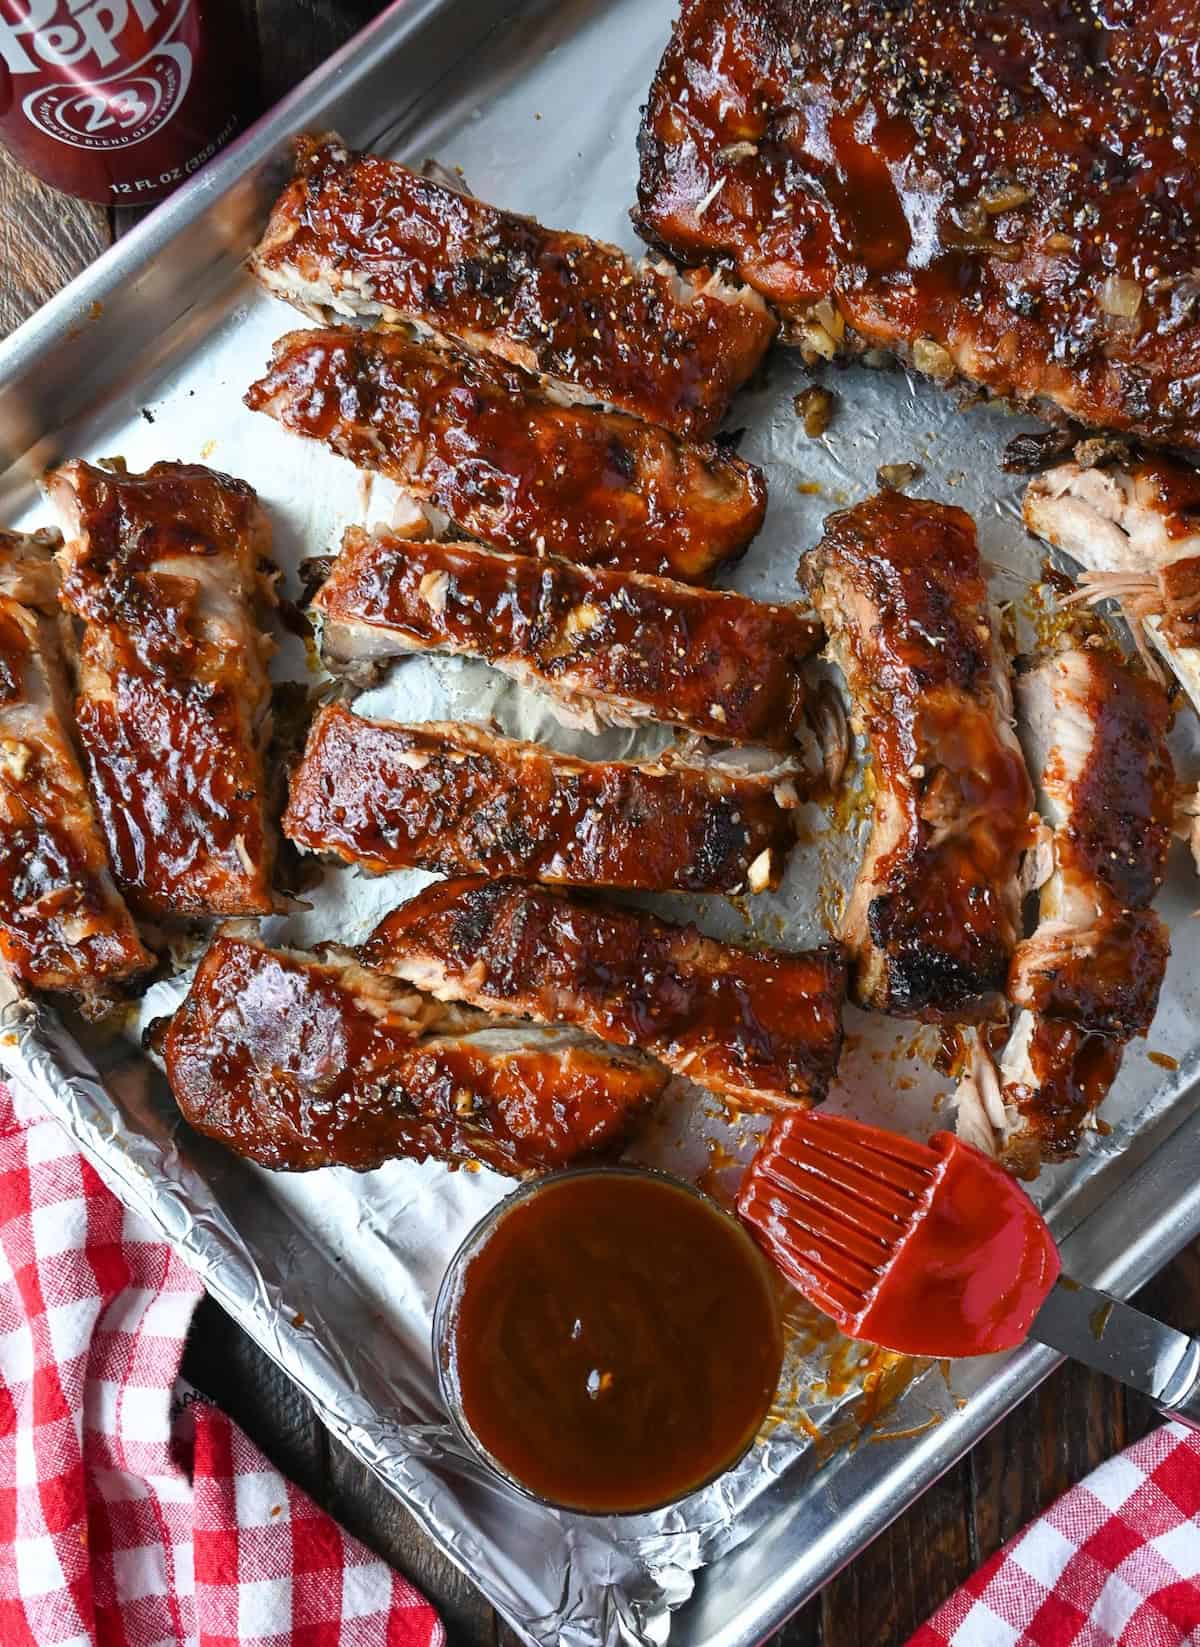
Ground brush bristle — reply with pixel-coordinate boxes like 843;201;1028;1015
737;1113;940;1313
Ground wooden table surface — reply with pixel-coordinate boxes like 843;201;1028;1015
4;4;1200;1642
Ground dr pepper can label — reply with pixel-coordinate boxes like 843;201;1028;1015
0;0;255;205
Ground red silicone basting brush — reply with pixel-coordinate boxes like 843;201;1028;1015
737;1113;1200;1423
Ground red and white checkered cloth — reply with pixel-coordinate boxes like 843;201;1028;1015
909;1422;1200;1645
0;1078;444;1647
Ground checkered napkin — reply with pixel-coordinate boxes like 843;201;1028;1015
0;1078;444;1647
909;1421;1200;1646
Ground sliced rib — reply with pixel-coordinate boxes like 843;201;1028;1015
245;328;766;583
801;493;1033;1020
361;875;846;1108
0;529;152;1009
250;134;775;440
48;461;279;921
636;1;1200;452
311;527;820;745
283;701;795;893
164;933;666;1175
957;649;1174;1174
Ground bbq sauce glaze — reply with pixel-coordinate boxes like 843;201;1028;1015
437;1170;784;1514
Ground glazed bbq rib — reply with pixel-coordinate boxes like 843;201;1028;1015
48;461;280;921
636;1;1200;452
361;876;847;1108
0;529;152;1009
801;493;1033;1020
283;701;795;893
311;527;820;745
164;933;666;1175
251;135;776;440
245;328;766;582
956;650;1174;1174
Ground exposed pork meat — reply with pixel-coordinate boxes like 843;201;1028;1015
250;134;776;440
957;650;1174;1174
283;702;795;893
360;875;846;1108
245;328;766;582
635;1;1200;451
48;461;279;921
1024;455;1200;677
0;529;151;1009
801;493;1033;1020
164;933;666;1175
311;527;820;745
1023;454;1200;873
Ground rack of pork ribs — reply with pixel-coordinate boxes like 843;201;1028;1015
11;86;1192;1188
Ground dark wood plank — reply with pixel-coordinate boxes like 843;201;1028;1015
182;1294;330;1502
251;0;355;107
969;1357;1126;1567
791;1242;1200;1647
0;147;110;339
765;1590;823;1647
494;1619;537;1647
325;1441;499;1647
818;1460;975;1646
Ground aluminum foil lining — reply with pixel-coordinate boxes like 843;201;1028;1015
4;1;1200;1642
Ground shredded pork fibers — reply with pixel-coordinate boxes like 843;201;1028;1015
1024;454;1200;875
1024;456;1200;666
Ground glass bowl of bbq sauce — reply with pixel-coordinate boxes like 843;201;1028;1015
433;1165;785;1516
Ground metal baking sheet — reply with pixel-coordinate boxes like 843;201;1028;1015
3;2;1200;1644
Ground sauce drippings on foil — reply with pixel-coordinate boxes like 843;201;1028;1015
443;1171;784;1514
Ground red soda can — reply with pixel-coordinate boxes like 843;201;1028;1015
0;0;256;206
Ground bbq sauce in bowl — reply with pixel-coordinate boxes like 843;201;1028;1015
434;1167;784;1515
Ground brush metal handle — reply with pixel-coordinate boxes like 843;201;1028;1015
1031;1277;1200;1430
1156;1338;1200;1431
